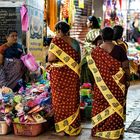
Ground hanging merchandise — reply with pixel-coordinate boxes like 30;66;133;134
44;0;47;20
68;0;76;25
60;0;76;25
78;0;84;9
103;0;123;27
20;4;29;32
61;0;69;21
119;0;122;9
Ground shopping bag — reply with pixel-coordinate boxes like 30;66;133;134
21;53;39;72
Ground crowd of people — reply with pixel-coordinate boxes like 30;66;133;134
0;15;130;139
47;17;130;139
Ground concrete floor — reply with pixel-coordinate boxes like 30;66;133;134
1;81;140;140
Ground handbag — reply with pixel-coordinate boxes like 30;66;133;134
21;53;39;72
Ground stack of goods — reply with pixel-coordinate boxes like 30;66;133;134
80;83;92;120
12;83;52;136
0;87;14;123
127;42;140;79
127;42;140;61
13;85;51;124
0;87;14;135
0;80;52;136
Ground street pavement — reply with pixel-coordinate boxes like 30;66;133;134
1;81;140;140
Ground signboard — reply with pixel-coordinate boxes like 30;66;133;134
28;6;44;62
0;7;22;45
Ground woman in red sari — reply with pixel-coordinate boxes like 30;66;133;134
48;21;81;136
87;27;130;139
113;25;129;120
113;25;128;53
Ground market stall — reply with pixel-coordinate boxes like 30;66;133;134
0;68;53;136
127;42;140;78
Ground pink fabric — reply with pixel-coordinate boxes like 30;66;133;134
20;5;29;32
137;37;140;44
21;53;39;72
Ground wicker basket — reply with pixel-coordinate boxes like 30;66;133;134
13;121;46;136
0;121;10;135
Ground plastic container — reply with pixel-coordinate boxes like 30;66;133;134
0;121;10;135
13;121;46;136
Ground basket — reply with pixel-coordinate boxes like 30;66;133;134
13;121;46;136
0;121;10;135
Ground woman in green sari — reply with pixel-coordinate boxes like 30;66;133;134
81;16;101;85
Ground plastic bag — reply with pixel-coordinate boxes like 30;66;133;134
21;53;38;72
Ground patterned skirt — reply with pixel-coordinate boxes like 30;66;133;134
0;58;26;90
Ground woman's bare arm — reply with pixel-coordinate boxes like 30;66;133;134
48;51;58;63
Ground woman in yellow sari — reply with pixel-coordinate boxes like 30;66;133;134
48;21;81;136
87;27;130;139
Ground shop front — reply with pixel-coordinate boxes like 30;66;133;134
0;0;45;62
45;0;96;43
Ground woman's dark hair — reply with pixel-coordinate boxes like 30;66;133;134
101;27;114;41
92;35;103;46
6;30;18;36
88;16;100;28
55;21;70;34
113;25;123;40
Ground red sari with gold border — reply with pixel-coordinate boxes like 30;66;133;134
49;37;81;135
91;47;126;139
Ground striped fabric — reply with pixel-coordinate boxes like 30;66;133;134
84;29;100;53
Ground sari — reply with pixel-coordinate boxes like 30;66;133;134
0;43;26;91
113;40;129;120
113;40;137;75
49;37;81;136
83;28;100;53
87;47;127;139
112;40;128;53
81;29;100;85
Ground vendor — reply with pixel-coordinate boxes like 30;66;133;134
0;30;26;92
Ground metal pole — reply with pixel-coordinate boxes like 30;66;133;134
126;0;130;41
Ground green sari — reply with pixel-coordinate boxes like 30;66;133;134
81;29;100;85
